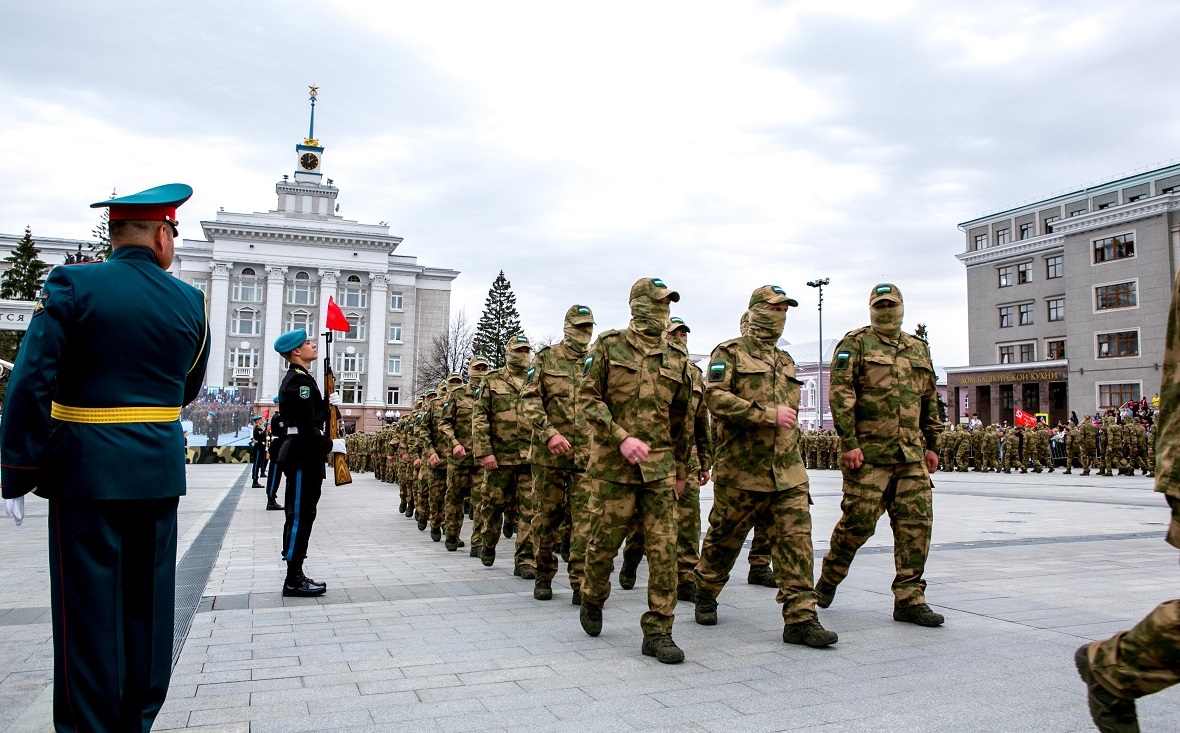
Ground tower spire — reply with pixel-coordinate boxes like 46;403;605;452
305;85;319;146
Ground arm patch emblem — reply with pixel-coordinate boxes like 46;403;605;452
473;386;483;399
582;354;594;376
834;351;851;369
299;386;311;399
525;367;535;385
707;362;726;382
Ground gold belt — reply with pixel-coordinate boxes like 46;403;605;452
51;402;182;424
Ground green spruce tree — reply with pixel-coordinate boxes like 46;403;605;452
91;205;111;260
471;270;522;369
1;226;49;300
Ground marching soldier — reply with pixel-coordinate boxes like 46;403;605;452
439;365;485;551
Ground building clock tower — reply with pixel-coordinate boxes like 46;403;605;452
293;85;325;184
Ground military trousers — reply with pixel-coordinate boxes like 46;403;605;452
477;464;533;567
444;464;479;538
49;497;178;733
747;510;773;568
695;483;818;624
583;475;678;635
820;461;932;607
282;465;324;570
1089;598;1180;699
427;465;448;529
619;473;702;587
265;457;284;504
532;464;587;583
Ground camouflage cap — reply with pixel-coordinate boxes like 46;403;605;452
507;334;532;351
565;304;595;326
666;315;690;334
739;311;750;327
447;371;464;383
748;285;798;308
869;283;903;306
629;277;680;303
469;355;491;370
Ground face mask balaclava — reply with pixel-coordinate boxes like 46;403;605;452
563;305;595;353
469;359;489;386
869;284;904;341
747;306;786;347
629;297;669;342
505;348;530;373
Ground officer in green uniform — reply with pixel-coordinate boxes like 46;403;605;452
0;184;210;732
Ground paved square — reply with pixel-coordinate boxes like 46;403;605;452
1;464;1177;731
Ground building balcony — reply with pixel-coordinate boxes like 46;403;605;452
232;367;254;378
340;371;362;382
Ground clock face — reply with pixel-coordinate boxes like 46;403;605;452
299;152;320;171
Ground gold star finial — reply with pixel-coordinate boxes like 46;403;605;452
309;85;318;99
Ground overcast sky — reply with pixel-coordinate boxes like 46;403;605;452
3;0;1179;365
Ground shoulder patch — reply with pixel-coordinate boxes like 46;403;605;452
582;354;594;376
834;351;851;369
707;361;726;383
298;385;311;399
32;287;48;317
442;402;449;410
525;366;536;385
473;385;484;399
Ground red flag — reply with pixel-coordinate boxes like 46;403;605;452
1013;408;1036;427
325;296;350;332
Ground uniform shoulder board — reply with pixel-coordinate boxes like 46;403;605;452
707;361;727;383
833;350;852;370
525;366;536;384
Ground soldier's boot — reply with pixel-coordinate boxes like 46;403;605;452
1082;469;1091;476
694;590;718;626
1003;469;1011;474
503;516;515;539
641;633;685;664
417;515;428;531
580;601;603;637
815;579;837;609
1074;645;1140;732
398;499;407;514
894;603;945;627
480;546;496;567
266;501;283;511
519;565;536;580
571;589;582;606
1048;466;1055;473
1033;466;1042;474
469;544;481;558
747;564;776;588
783;617;838;648
560;537;571;563
1020;468;1027;473
1064;468;1072;474
676;580;696;602
430;526;442;542
404;503;415;518
619;557;639;590
533;578;553;601
445;535;460;551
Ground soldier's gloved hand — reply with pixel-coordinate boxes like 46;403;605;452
328;392;343;407
5;496;24;526
331;438;347;455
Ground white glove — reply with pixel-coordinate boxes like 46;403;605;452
331;438;347;455
5;496;25;526
328;392;343;407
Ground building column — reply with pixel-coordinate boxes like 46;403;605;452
262;266;287;401
316;269;340;382
206;263;231;388
366;273;389;408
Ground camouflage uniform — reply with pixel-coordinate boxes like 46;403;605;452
953;424;971;471
1079;417;1097;476
1029;423;1053;473
941;425;960;472
1079;269;1180;727
521;306;595;600
695;285;836;646
1001;427;1025;473
422;382;453;541
1127;419;1149;476
472;336;537;573
438;362;486;551
578;278;692;663
982;425;1001;472
818;283;943;624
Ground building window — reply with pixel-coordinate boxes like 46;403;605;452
1017;262;1032;284
231;307;261;336
285;309;312;333
232;269;263;303
1098;383;1140;409
190;279;208;295
1093;233;1135;263
390;291;404;311
1019;222;1034;240
1128;194;1144;202
340;274;368;308
1043;215;1059;234
334;351;365;373
999;306;1014;328
1097;331;1139;359
1047;298;1065;322
387;354;402;375
974;233;987;250
999;384;1014;409
340;384;363;404
1095;281;1137;311
998;266;1013;288
999;345;1014;364
1047;340;1066;360
286;270;316;305
386;386;401;406
1046;255;1063;279
388;323;403;343
342;313;366;340
1018;303;1033;325
1019;343;1036;363
996;228;1011;246
228;348;259;369
1070;207;1088;217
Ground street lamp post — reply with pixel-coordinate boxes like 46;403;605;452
806;278;830;430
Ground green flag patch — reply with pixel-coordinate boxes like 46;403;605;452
708;362;726;382
582;354;594;376
834;350;851;369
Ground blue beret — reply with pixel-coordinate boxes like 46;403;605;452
252;414;263;421
274;328;307;354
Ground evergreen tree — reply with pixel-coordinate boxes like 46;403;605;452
1;226;49;300
471;270;522;369
91;205;111;260
914;323;929;343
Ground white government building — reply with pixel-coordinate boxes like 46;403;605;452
0;99;458;433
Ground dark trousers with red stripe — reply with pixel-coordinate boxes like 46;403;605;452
49;497;178;733
282;466;323;578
